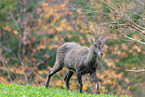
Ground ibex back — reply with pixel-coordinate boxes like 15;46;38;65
45;30;108;94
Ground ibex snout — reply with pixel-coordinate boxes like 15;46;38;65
100;53;104;57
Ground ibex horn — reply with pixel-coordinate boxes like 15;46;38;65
91;29;98;40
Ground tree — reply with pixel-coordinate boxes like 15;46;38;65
70;0;145;96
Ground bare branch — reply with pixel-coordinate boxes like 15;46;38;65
10;13;21;31
27;57;49;77
131;22;145;30
128;23;145;35
20;59;28;84
135;24;145;30
0;55;13;83
122;33;145;44
22;29;26;58
126;69;145;72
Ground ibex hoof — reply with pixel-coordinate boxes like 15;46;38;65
96;91;100;95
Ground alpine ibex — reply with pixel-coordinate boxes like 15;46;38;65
45;30;108;94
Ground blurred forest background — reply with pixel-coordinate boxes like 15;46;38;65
0;0;145;96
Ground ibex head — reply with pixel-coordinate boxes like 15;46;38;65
88;30;108;58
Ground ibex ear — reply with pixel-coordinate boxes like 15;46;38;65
87;35;94;44
103;36;108;42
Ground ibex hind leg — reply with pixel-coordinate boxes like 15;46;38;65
64;70;74;90
45;62;63;88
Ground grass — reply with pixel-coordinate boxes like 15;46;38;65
0;83;117;97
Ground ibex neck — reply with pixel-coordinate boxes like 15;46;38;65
85;45;98;66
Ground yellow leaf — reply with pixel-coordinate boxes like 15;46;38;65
40;45;46;49
59;4;66;9
107;79;112;84
77;9;82;13
40;3;48;7
141;51;145;54
24;55;28;62
115;59;119;63
55;27;63;31
111;86;114;89
66;26;72;31
118;86;122;91
53;37;58;41
114;45;118;50
98;4;103;8
101;86;105;90
121;52;126;57
44;14;50;18
81;40;85;44
56;80;63;86
128;86;131;89
49;46;53;50
67;34;73;38
125;78;129;83
13;30;18;35
132;35;139;40
134;74;137;77
133;52;138;56
137;47;141;52
83;83;88;91
53;44;59;48
0;49;2;54
32;58;36;62
117;51;121;55
117;72;123;79
90;1;94;5
44;54;50;58
121;43;128;50
38;70;43;74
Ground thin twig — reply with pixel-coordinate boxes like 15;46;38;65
27;56;52;77
126;69;145;72
20;59;28;84
128;23;145;35
131;22;145;30
122;33;145;44
0;55;13;83
10;13;21;31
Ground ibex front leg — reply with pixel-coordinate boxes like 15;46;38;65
77;72;83;93
90;72;100;94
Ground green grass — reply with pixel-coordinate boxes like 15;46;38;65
0;83;116;97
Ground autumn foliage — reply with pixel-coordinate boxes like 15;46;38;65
0;0;145;97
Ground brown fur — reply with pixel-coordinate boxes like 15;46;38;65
45;31;108;94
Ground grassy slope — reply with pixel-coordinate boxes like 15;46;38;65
0;83;117;97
